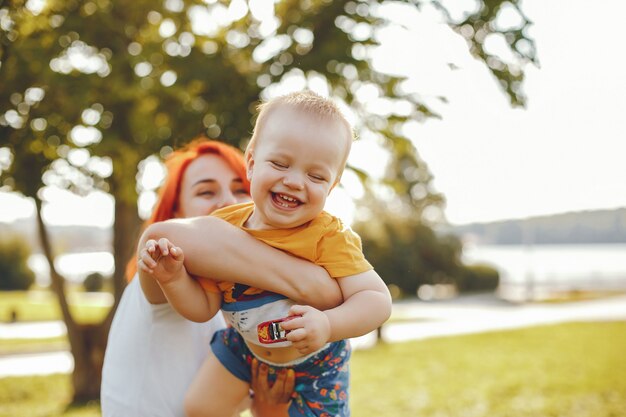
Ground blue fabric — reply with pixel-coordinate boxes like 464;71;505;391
210;327;351;417
220;292;288;311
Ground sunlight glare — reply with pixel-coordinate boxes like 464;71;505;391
0;192;35;222
249;0;274;21
70;125;102;146
40;189;113;227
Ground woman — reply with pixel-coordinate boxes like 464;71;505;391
101;138;342;417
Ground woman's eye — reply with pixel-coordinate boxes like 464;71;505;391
198;191;215;197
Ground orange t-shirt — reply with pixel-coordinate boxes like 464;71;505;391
197;202;372;298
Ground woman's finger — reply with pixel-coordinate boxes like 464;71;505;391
250;358;260;393
269;370;289;403
283;369;296;400
274;369;296;403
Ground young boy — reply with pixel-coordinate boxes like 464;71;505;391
139;91;391;417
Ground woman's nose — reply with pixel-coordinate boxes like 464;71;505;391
217;190;237;208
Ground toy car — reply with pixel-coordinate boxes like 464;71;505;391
257;316;298;344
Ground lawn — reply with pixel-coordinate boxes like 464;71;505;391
0;321;624;417
0;336;67;355
0;290;111;324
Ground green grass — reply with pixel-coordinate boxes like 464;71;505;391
0;336;68;355
538;289;626;303
0;322;624;417
0;374;99;417
351;321;626;417
0;290;111;324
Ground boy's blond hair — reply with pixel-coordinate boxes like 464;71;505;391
246;91;353;183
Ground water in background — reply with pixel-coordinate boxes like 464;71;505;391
28;252;114;286
27;245;626;299
463;243;626;300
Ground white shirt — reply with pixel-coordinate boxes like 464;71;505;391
101;276;226;417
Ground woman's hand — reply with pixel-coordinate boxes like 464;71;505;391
250;358;294;417
281;305;331;355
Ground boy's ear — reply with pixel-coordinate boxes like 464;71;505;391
246;151;254;181
329;175;342;193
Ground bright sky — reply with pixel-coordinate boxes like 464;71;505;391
1;0;625;227
402;0;626;224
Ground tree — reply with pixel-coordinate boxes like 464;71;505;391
0;0;535;402
0;236;35;291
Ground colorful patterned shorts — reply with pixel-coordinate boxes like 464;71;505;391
210;327;351;417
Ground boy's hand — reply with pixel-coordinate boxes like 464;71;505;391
281;305;331;355
138;238;185;285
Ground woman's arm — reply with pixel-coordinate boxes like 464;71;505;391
138;216;343;310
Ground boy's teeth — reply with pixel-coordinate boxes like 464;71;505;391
279;194;296;202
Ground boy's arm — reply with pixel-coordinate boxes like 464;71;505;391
283;269;391;353
138;239;221;322
155;268;221;323
324;269;392;341
138;217;342;310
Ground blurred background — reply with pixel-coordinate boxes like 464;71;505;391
1;0;625;416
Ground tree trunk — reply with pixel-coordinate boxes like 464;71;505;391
34;198;109;403
71;323;109;402
376;325;384;343
103;177;141;328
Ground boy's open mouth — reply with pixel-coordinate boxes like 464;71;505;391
271;192;302;209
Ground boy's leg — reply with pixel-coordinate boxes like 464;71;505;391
290;340;351;417
184;351;250;417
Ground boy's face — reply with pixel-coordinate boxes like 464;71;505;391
246;107;348;230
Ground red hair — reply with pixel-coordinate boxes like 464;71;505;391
126;137;249;281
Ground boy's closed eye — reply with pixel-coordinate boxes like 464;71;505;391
308;173;327;182
270;160;288;169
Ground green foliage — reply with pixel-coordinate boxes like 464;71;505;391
0;0;535;293
0;237;35;291
0;0;536;206
82;272;104;292
458;262;500;292
355;214;465;296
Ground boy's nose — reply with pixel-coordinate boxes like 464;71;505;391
282;172;304;190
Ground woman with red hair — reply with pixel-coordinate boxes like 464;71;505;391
101;138;341;417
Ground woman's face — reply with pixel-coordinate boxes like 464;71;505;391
175;154;250;218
